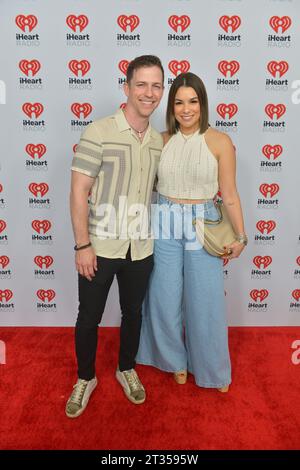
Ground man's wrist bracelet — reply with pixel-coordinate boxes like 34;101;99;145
74;242;92;251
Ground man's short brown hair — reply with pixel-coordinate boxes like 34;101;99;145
126;55;164;85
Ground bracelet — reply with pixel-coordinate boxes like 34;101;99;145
74;242;92;251
236;234;248;246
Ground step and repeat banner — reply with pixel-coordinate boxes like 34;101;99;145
0;0;299;326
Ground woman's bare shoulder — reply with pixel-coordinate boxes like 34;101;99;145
205;127;233;148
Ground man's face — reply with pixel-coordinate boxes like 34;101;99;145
124;66;164;118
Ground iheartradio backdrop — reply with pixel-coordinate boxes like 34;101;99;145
0;0;299;326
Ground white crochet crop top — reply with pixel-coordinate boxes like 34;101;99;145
157;130;219;199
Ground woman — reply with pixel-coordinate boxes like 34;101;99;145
136;72;247;392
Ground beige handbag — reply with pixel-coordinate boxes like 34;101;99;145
193;201;236;257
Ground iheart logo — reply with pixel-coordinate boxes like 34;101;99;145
118;60;130;76
68;60;90;77
265;103;286;120
267;61;289;78
292;290;300;302
253;256;272;269
22;102;44;119
119;103;126;109
216;103;238;119
218;60;240;78
219;15;241;33
296;256;300;267
250;289;269;302
259;183;279;198
168;60;190;77
15;15;38;32
19;60;41;77
73;144;78;153
262;144;283;160
31;220;51;234
0;184;2;193
29;182;49;197
25;144;46;159
256;220;276;235
0;256;10;269
37;289;56;302
66;15;88;32
0;289;13;302
223;258;229;267
168;15;191;33
34;255;53;269
117;15;140;32
0;220;7;233
71;103;92;119
269;16;292;34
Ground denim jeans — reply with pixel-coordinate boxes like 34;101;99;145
136;194;231;388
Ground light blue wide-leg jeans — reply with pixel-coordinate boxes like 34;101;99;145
136;194;231;388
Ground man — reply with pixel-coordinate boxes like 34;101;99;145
66;55;164;418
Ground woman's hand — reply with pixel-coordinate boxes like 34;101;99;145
222;240;245;260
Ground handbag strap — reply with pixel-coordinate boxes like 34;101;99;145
204;201;223;225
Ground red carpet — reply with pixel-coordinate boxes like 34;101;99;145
0;327;300;450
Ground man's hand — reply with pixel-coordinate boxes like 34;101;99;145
75;246;97;281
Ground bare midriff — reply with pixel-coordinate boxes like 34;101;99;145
163;195;212;204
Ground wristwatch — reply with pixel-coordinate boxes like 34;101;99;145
236;234;248;246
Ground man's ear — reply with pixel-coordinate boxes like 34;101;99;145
123;81;129;98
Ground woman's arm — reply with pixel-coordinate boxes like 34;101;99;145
217;133;247;258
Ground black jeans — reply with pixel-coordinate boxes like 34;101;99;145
75;248;154;380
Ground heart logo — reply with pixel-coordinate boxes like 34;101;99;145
25;144;47;159
29;183;49;197
71;103;92;119
269;16;292;34
262;145;282;161
34;256;53;269
15;15;38;32
19;60;41;77
68;60;91;77
250;289;269;302
37;289;56;302
22;103;44;119
117;15;140;32
66;15;89;32
259;183;280;198
216;103;238;119
267;61;289;78
253;256;272;269
31;220;51;234
168;15;191;33
265;103;286;120
219;15;241;33
168;60;190;77
218;60;240;78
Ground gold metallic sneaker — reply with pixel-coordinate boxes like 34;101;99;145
116;368;146;404
173;370;187;384
65;377;97;418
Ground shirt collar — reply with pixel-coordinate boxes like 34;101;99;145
114;108;155;141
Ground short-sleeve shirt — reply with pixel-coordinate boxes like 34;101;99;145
71;109;163;261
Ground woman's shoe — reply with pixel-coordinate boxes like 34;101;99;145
173;370;187;384
218;385;229;393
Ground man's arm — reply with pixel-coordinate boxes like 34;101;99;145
70;171;97;281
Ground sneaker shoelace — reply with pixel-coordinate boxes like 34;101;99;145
123;370;142;392
70;379;88;406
